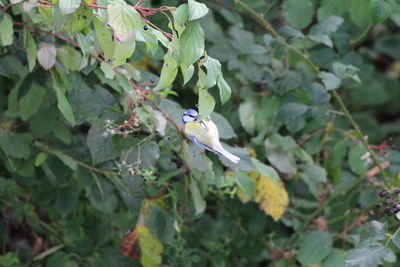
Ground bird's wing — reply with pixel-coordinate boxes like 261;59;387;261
188;135;214;152
184;120;219;148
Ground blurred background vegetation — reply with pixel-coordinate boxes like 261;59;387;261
1;0;400;266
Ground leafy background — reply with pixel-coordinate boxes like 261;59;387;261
1;0;400;266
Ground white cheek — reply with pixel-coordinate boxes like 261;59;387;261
183;115;195;122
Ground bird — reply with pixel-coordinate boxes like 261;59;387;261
182;109;240;164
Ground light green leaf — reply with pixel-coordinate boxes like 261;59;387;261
283;0;314;30
57;45;82;71
251;158;280;183
100;62;115;79
181;64;194;86
210;112;236;139
198;88;215;119
26;33;37;72
107;0;141;42
93;17;115;60
59;0;81;15
174;3;189;25
239;101;256;135
0;13;13;46
217;76;232;105
298;231;333;265
155;52;178;90
37;43;57;70
19;83;46;121
34;152;48;167
332;62;361;83
179;21;205;65
188;0;209;21
71;5;92;33
202;55;221;88
318;71;341;90
189;178;206;215
0;130;31;159
317;0;347;20
112;38;136;67
348;143;368;175
53;78;76;126
235;172;255;199
349;0;373;28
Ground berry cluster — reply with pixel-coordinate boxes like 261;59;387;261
376;189;400;216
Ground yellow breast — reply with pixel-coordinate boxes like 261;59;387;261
184;119;220;148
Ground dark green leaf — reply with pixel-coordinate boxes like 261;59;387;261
19;83;46;121
298;231;333;265
179;21;205;66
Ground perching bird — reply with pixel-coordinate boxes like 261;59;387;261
182;109;240;164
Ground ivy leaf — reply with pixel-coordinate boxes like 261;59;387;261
26;33;37;72
155;52;178;90
283;0;314;30
298;231;333;265
59;0;81;14
179;21;205;66
93;17;115;60
217;76;232;105
37;43;57;70
188;0;209;21
107;0;141;42
319;71;341;90
0;13;13;46
113;38;136;67
19;83;46;121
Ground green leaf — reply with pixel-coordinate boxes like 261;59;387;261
210;112;236;139
198;88;215;119
56;183;81;217
69;86;115;124
202;56;221;87
348;143;368;175
0;13;13;46
235;172;255;199
93;17;115;60
120;141;160;168
53;78;76;126
317;0;347;21
37;43;57;70
332;62;361;83
174;3;188;25
0;130;31;159
145;205;175;244
319;71;341;90
323;249;345;267
155;52;178;90
392;228;400;249
251;158;280;183
239;100;257;135
370;0;392;23
298;231;333;265
59;0;81;14
180;64;194;86
112;38;136;67
349;0;373;28
107;0;141;42
188;0;209;21
345;244;392;267
57;45;82;71
179;21;205;65
217;75;232;105
26;33;37;72
283;0;314;30
87;120;119;163
19;83;46;121
189;177;206;215
100;62;115;79
71;5;92;33
34;152;48;167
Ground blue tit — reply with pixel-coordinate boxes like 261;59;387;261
182;109;240;164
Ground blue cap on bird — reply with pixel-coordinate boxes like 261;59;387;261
182;109;199;124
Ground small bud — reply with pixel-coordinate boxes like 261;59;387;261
379;190;389;197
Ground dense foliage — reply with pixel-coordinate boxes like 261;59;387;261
1;0;400;266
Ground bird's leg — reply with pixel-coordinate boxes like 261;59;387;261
200;120;209;131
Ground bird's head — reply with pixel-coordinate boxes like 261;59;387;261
182;109;199;124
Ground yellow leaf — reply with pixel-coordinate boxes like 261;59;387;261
236;187;250;203
253;174;289;221
137;225;164;267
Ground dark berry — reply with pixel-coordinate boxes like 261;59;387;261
379;190;389;197
384;199;394;205
150;79;155;84
143;25;148;30
394;188;400;194
375;202;382;208
394;207;400;213
384;208;393;216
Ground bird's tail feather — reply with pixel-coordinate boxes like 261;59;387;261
215;147;240;164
